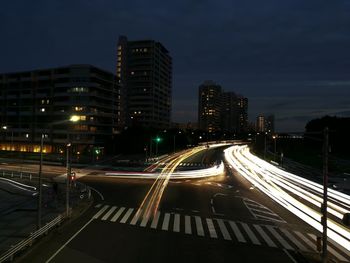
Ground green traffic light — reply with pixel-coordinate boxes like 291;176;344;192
155;137;161;143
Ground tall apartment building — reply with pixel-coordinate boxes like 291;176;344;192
198;82;248;134
221;92;249;134
237;96;248;133
0;65;119;153
117;36;172;129
256;114;275;133
198;81;222;133
256;115;266;132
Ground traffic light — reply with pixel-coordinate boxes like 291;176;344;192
69;171;76;182
155;137;162;143
95;148;100;154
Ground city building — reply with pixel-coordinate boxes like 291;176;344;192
237;96;248;133
198;82;248;134
198;81;222;133
117;36;172;129
257;115;266;132
0;64;119;154
266;114;275;133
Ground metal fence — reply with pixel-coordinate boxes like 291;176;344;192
0;212;66;262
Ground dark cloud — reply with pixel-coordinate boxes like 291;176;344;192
0;0;349;131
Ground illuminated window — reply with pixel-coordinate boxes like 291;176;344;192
74;106;84;111
69;87;89;93
117;46;122;51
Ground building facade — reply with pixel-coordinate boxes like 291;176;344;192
117;36;172;129
198;81;222;133
198;82;248;134
0;64;119;153
256;115;266;132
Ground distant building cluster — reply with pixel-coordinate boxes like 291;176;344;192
256;114;275;134
198;80;248;134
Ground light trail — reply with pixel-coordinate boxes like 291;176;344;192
225;145;350;252
133;144;227;224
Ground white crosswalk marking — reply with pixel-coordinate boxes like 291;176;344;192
95;204;102;208
266;225;293;250
162;213;170;231
130;210;143;225
308;234;348;262
110;207;125;222
185;215;191;234
150;211;161;229
229;221;246;243
216;219;231;240
173;214;180;232
195;216;205;236
280;228;308;251
293;231;315;251
140;214;149;227
120;208;134;223
101;206;117;221
254;225;276;247
93;205;109;219
241;222;260;245
206;218;218;238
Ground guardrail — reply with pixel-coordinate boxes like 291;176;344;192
0;212;66;262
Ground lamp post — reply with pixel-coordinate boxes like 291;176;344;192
37;134;44;229
173;131;181;153
65;115;79;217
2;126;14;151
272;135;277;161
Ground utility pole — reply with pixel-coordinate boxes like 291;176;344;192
322;127;329;263
37;134;44;229
66;143;71;217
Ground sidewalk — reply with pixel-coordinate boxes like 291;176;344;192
0;176;90;257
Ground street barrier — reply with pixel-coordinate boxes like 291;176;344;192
0;213;66;262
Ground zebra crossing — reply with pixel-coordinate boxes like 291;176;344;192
93;204;350;262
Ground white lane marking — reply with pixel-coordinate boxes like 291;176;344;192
254;225;276;247
150;211;160;229
216;219;231;240
195;216;205;237
94;204;102;208
173;214;180;232
46;207;104;262
254;214;286;223
110;207;126;222
266;225;293;250
283;249;298;263
250;208;282;217
206;218;218;238
293;231;315;251
89;186;104;201
308;234;348;262
130;210;143;225
185;216;192;234
241;222;260;245
329;236;350;257
120;208;134;223
101;206;117;221
280;228;308;251
162;213;170;231
229;221;246;243
93;205;109;219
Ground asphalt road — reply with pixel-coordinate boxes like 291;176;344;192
8;146;343;263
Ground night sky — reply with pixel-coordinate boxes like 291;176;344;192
1;0;350;132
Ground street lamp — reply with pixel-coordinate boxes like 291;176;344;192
36;115;79;228
2;126;14;151
272;135;277;161
173;131;181;152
